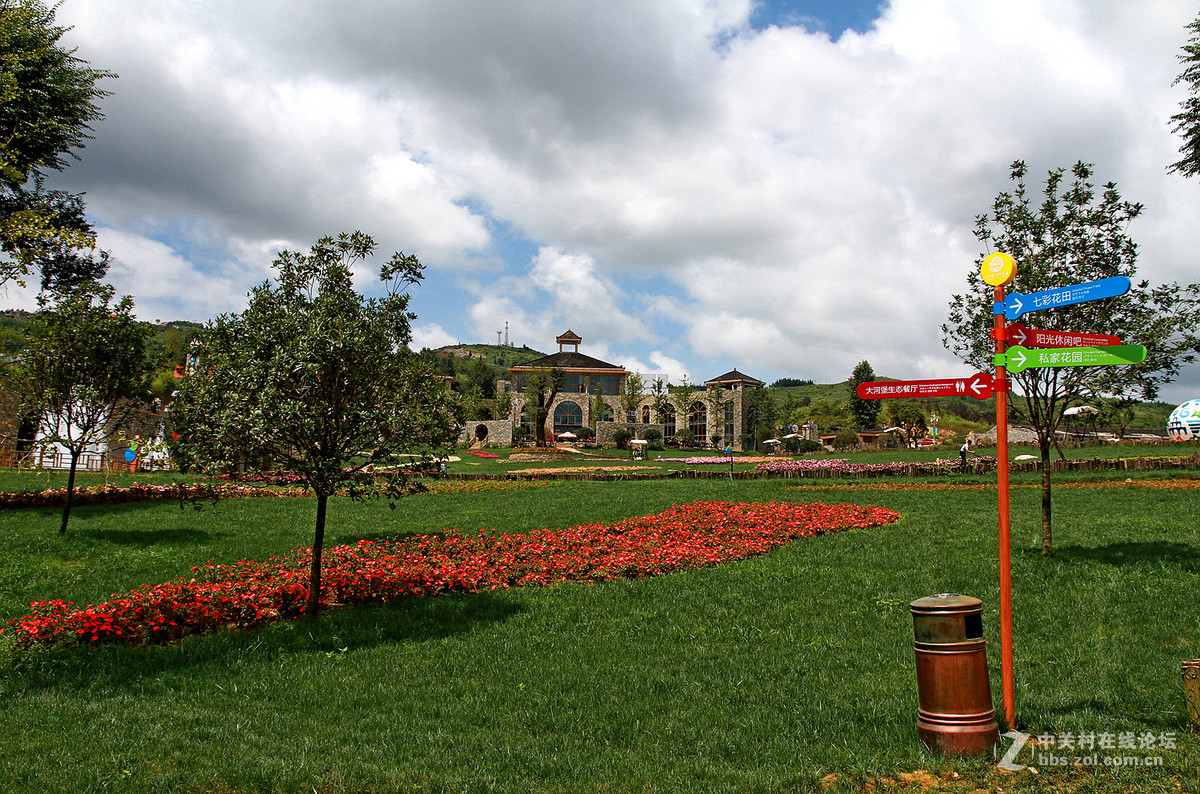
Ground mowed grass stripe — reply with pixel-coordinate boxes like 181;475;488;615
0;476;1196;792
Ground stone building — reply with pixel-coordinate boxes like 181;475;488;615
505;331;765;450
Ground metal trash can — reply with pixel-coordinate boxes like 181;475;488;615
911;593;1000;755
1183;659;1200;730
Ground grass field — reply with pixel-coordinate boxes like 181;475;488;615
0;457;1197;792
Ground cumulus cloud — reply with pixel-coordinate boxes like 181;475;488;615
35;0;1200;403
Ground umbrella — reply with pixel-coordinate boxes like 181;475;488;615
781;433;799;439
883;426;903;432
764;438;780;444
557;432;577;439
630;439;649;445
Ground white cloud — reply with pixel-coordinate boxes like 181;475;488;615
410;323;458;351
34;0;1200;403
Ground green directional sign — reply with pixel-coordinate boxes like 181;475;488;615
996;344;1147;375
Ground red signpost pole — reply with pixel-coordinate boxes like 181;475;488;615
993;283;1016;730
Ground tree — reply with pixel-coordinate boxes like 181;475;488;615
671;375;697;430
590;383;604;431
704;383;730;447
746;386;777;450
650;377;671;423
847;360;881;429
522;368;564;447
943;161;1200;555
885;402;926;447
619;370;645;423
13;281;150;533
170;232;463;616
1170;11;1200;177
1;0;113;285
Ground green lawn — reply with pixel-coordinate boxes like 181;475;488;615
0;467;1197;792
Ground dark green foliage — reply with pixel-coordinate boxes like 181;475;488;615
1170;11;1200;177
0;0;114;283
885;401;926;447
769;377;813;387
831;430;861;450
847;360;880;429
170;232;463;614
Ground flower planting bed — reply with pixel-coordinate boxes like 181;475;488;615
656;456;777;465
3;500;901;651
754;457;998;476
0;482;305;510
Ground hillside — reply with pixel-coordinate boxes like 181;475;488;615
770;378;1175;431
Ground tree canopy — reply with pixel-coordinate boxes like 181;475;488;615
0;0;113;285
943;161;1200;554
847;360;881;429
170;232;463;614
1170;11;1200;177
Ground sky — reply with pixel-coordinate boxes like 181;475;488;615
9;0;1200;404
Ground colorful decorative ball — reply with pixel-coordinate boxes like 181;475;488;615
124;448;137;462
1167;399;1200;441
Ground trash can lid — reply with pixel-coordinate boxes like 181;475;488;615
910;593;982;613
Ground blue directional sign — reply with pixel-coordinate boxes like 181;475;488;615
992;276;1131;321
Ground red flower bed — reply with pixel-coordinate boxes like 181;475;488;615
3;500;900;651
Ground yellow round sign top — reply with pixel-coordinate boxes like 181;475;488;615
981;252;1017;287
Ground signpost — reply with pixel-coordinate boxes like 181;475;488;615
853;250;1145;737
857;372;994;400
1005;322;1121;349
993;275;1131;320
1000;344;1147;375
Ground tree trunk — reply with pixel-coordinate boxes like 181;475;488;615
59;450;80;534
1039;437;1053;556
305;493;328;618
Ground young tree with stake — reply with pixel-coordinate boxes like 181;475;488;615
171;232;463;616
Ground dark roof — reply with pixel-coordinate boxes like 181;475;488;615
706;369;764;386
511;350;625;371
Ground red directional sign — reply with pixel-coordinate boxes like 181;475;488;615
857;372;995;400
1005;322;1121;349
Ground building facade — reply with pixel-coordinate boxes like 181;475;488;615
505;331;764;450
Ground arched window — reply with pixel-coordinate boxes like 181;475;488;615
641;405;650;424
553;401;583;433
689;402;707;441
662;404;676;439
725;403;736;445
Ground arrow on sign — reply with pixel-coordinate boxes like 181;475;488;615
993;276;1131;320
857;372;995;400
1006;322;1122;349
999;344;1147;375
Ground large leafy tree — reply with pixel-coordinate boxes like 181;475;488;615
14;281;150;534
1;0;113;286
1170;10;1200;177
943;161;1200;555
521;367;564;446
847;360;881;429
170;232;463;616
